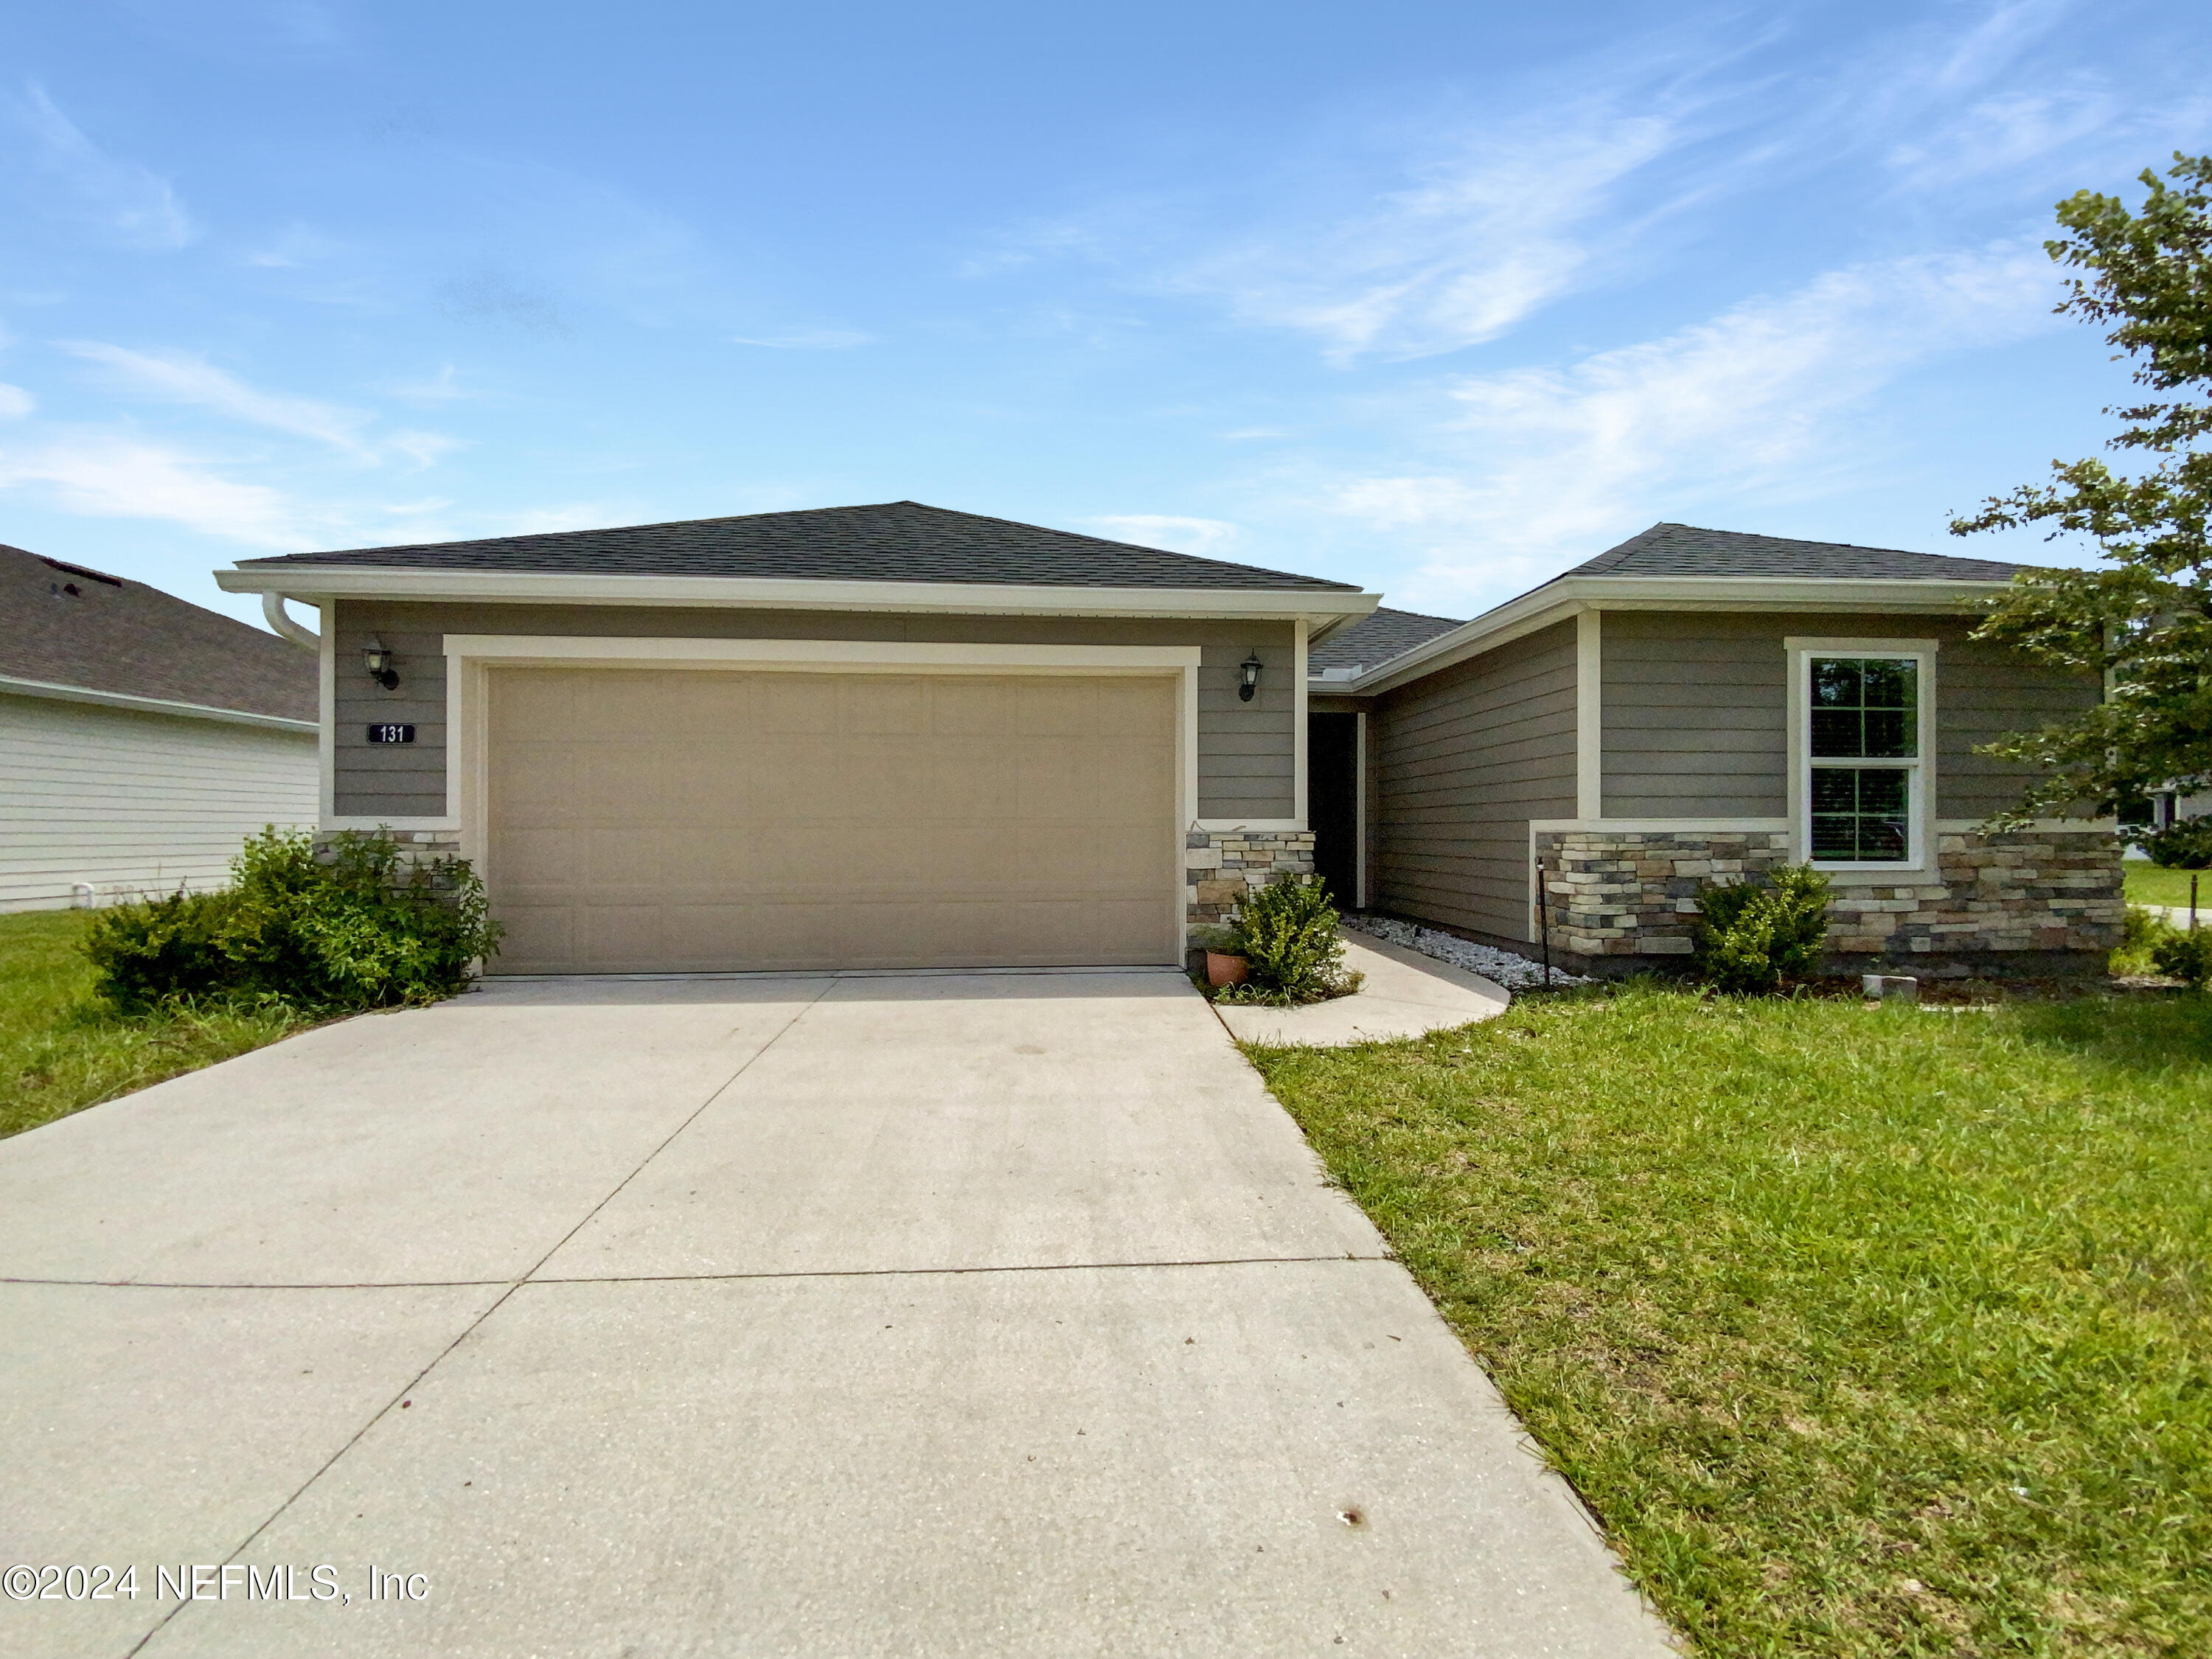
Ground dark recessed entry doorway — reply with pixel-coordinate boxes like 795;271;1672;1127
1308;712;1360;911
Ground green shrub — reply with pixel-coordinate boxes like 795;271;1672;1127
2135;816;2212;869
2151;927;2212;986
85;828;501;1014
1220;874;1362;1004
1690;864;1832;995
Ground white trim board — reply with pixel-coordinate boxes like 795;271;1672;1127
439;634;1203;962
0;674;316;734
219;565;1380;627
1347;575;2004;697
1575;609;1601;820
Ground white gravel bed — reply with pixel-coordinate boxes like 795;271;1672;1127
1341;914;1593;991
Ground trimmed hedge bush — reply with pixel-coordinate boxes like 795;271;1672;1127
2151;928;2212;987
1690;864;1832;995
85;828;501;1014
1217;874;1363;1006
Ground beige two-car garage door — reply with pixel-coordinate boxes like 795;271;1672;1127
486;667;1180;974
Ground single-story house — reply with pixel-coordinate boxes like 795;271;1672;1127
215;504;2124;977
1;542;319;912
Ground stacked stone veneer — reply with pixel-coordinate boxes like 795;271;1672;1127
313;827;462;873
1186;828;1316;925
1533;827;2124;965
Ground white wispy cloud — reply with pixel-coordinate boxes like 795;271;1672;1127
62;341;375;456
730;328;873;350
1085;514;1239;554
0;383;34;418
1323;243;2063;611
1169;109;1680;364
0;431;306;547
11;86;197;251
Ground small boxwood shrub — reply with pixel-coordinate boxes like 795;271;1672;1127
1690;864;1832;995
2135;816;2212;869
1215;874;1363;1006
85;828;501;1014
2151;928;2212;987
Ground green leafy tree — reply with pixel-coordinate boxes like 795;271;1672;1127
1951;153;2212;822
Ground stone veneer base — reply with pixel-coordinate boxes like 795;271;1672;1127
1526;826;2124;975
1185;828;1316;928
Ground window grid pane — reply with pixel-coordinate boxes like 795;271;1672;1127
1809;765;1912;862
1808;656;1917;759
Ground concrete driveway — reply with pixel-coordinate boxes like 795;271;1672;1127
1;969;1671;1658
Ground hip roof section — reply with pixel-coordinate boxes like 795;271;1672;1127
1564;522;2025;582
237;500;1362;592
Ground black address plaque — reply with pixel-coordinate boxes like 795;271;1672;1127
366;723;417;744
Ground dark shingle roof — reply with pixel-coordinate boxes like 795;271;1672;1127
1;543;316;720
237;500;1360;592
1310;605;1464;673
1566;523;2024;582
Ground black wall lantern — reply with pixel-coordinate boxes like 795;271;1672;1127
362;636;400;691
1237;652;1263;702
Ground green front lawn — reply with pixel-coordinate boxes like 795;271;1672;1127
0;910;313;1141
1249;984;2212;1657
2126;861;2210;911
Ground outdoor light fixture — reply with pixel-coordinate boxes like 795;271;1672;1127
362;636;400;690
1238;652;1263;702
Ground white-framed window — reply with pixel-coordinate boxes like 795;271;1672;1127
1787;639;1935;872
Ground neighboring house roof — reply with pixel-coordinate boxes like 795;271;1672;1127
1;543;316;723
1562;522;2025;582
1309;605;1464;675
237;500;1362;592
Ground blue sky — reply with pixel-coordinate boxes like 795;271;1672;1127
1;0;2207;628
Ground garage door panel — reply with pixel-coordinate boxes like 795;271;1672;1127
487;668;1179;972
754;676;844;736
926;678;1015;734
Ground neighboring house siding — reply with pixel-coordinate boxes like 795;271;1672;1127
1599;611;2098;821
330;602;1298;823
0;692;318;911
1371;620;1576;942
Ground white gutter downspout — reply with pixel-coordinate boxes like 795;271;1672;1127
262;592;321;648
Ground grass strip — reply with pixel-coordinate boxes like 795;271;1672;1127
1248;982;2212;1657
1;911;313;1141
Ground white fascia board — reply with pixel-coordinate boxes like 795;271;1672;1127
1343;575;2011;697
0;673;317;733
215;564;1382;626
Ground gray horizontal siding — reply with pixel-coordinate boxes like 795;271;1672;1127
330;602;1296;822
1600;610;2098;821
1371;619;1576;942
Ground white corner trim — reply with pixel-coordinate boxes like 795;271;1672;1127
439;635;1203;672
1575;608;1601;820
1293;618;1310;832
261;591;321;648
218;563;1381;625
317;601;335;823
0;672;317;734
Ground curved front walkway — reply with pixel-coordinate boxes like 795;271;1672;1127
1;968;1666;1658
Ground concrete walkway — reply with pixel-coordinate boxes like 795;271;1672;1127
1211;933;1511;1047
1;970;1669;1658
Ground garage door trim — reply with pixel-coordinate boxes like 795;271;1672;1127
445;633;1202;965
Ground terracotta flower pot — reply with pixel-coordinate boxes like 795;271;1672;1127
1205;950;1249;987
